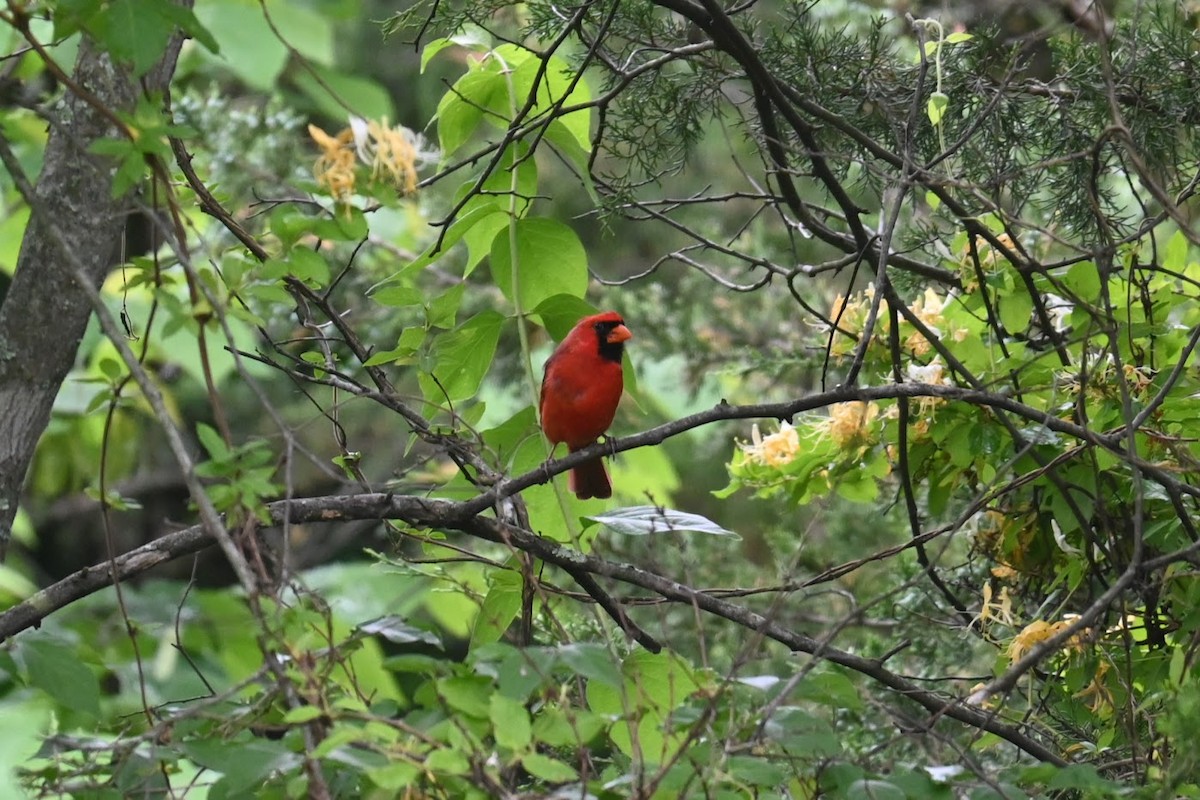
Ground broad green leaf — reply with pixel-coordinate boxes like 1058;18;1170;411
1164;230;1189;270
183;738;301;794
0;563;36;600
88;0;175;75
556;643;624;688
369;761;421;790
509;54;593;152
584;506;739;538
436;67;504;156
793;670;863;711
999;290;1033;334
425;747;470;776
761;707;841;758
532;294;598;340
544;119;599;203
420;37;456;72
436;675;492;719
195;422;229;460
0;697;49;800
531;706;605;747
294;64;395;122
470;568;523;648
194;0;288;90
20;636;100;718
1062;261;1100;302
372;285;423;308
846;779;906;800
610;446;680;503
286;247;330;286
423;310;505;402
727;756;788;787
427;283;465;329
521;753;578;782
363;327;424;367
312;209;369;242
373;202;503;288
489;217;588;309
927;91;949;126
490;694;532;751
282;705;323;724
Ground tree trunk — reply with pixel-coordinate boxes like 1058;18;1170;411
0;28;189;557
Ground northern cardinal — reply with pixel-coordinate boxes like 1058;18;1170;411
539;311;632;499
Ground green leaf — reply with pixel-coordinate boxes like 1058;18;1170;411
0;697;49;799
194;0;287;90
294;64;395;122
372;285;423;308
927;91;949;126
369;761;421;790
424;311;505;402
436;676;492;718
20;635;100;718
195;422;229;460
436;67;504;155
426;283;465;329
584;506;740;538
373;202;503;288
945;31;974;43
1171;645;1187;687
1062;261;1101;302
282;705;323;724
999;289;1033;334
183;738;300;794
425;747;470;776
509;54;593;152
1165;230;1190;270
470;568;523;648
555;643;624;688
0;563;36;599
286;247;330;286
88;0;175;75
846;779;906;800
420;37;456;73
489;217;588;309
727;755;788;786
490;694;532;751
794;670;863;711
532;294;599;340
158;3;220;54
521;752;578;782
761;707;841;758
312;209;368;242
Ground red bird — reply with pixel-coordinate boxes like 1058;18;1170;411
539;311;633;499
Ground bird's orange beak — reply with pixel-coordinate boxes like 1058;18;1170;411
607;324;632;344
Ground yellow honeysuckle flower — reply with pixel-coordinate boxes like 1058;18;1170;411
741;421;800;467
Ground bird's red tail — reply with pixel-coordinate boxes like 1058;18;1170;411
570;456;611;500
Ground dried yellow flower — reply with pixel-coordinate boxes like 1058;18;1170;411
741;422;800;467
349;116;438;196
1073;661;1113;713
979;583;1014;627
1007;618;1072;662
309;116;438;204
309;123;357;202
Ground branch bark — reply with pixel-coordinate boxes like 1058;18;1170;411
0;23;189;556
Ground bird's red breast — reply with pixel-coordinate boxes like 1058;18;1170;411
539;311;631;499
